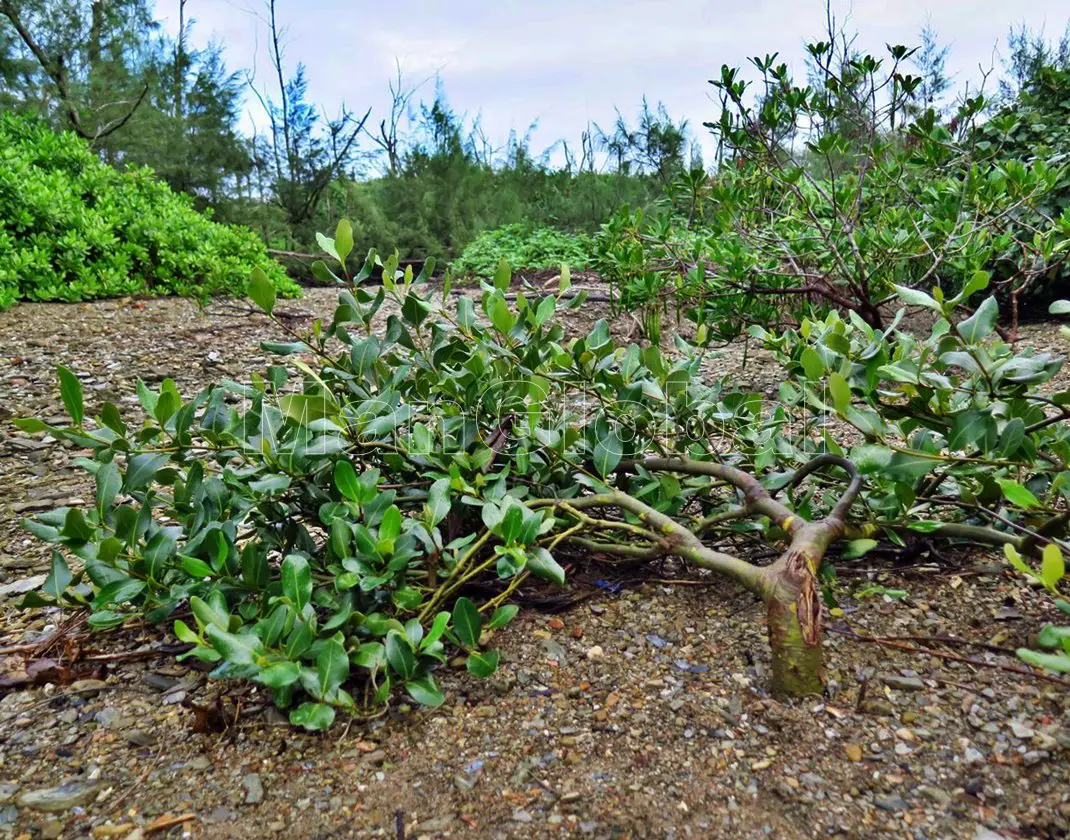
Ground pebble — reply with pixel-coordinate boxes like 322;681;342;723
844;744;863;762
16;782;102;811
585;645;604;661
875;794;908;812
68;679;108;698
242;773;264;805
882;675;926;692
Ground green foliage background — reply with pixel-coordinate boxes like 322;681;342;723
0;114;298;309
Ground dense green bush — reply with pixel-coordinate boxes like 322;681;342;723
971;66;1070;310
0;114;299;309
451;224;593;277
16;221;1070;724
596;47;1070;341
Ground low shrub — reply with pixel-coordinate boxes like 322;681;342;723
451;224;593;277
0;113;299;309
15;224;1070;728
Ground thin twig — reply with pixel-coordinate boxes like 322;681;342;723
829;626;1070;688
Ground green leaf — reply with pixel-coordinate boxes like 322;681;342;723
248;267;277;316
281;554;312;612
493;259;511;292
1041;544;1065;591
799;347;824;379
828;372;851;415
422;611;451;649
62;507;92;542
278;394;340;424
948;411;995;452
426;478;451;526
385;630;416;679
841;539;878;560
258;661;301;689
91;577;145;609
1004;543;1038;581
466;650;500;678
956;296;998;343
452;597;482;649
526;547;565;586
56;366;84;426
335;219;354;264
406;675;445;707
173;619;200;644
181;556;213;578
891;284;940;311
487;604;519;630
534;295;556;327
289;702;336;731
205;625;263;665
593;429;623;476
996;479;1041;510
42;551;72;600
316;639;350;697
487;294;515;335
334;460;361;502
1049;300;1070;316
379;505;402;542
316;232;341;263
957;270;991;301
124;453;170;493
1036;623;1070;649
1017;648;1070;674
95;461;121;516
190;594;231;631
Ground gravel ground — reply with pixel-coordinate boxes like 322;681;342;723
1;287;1069;839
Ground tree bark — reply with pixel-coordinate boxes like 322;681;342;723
765;548;825;696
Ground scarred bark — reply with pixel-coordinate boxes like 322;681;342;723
765;547;826;696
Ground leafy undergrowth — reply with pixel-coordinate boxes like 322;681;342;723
0;114;299;309
451;224;593;277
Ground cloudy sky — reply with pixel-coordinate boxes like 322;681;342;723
161;0;1070;167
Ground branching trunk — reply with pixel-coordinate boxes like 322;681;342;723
536;456;863;698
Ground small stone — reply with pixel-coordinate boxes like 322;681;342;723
917;785;950;805
585;645;604;661
242;773;264;805
882;675;925;692
964;747;985;765
799;772;826;789
1009;721;1035;739
17;782;102;812
363;750;387;766
126;729;157;747
1022;750;1048;766
68;679;107;698
874;793;908;812
513;810;534;823
0;783;18;805
845;744;863;762
548;618;565;631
